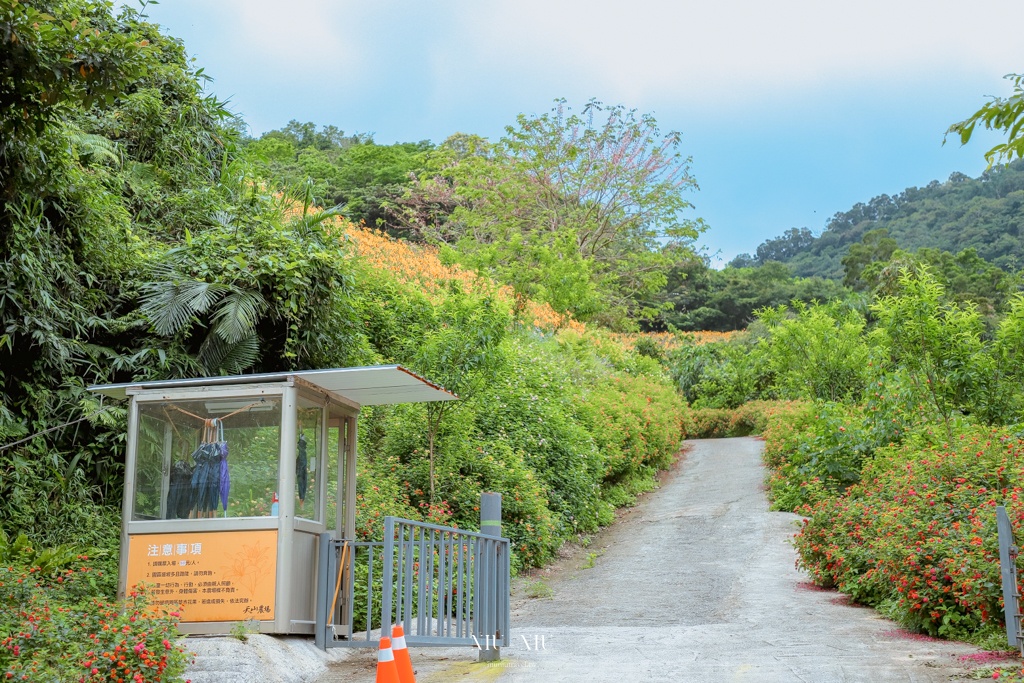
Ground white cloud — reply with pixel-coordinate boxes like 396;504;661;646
136;0;1024;138
435;0;1024;106
155;0;369;80
233;0;364;69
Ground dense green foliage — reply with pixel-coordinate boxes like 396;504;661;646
652;256;850;331
242;121;433;227
2;0;244;554
424;101;704;328
251;103;707;330
684;401;780;439
668;331;768;408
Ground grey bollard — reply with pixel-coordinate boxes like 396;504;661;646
480;492;501;538
479;492;502;662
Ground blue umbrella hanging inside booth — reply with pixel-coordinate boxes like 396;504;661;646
168;458;193;519
216;419;230;515
189;420;221;517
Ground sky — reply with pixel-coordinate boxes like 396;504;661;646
133;0;1024;265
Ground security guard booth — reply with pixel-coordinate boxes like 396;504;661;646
88;366;455;635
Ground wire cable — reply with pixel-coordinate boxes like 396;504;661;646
0;404;114;453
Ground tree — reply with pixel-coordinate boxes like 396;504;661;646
728;252;758;268
947;73;1024;166
333;140;432;225
654;254;851;332
841;228;898;290
757;301;870;402
409;290;510;502
0;0;226;404
261;120;361;153
244;125;432;226
871;267;992;438
755;227;815;264
0;0;153;143
406;99;705;328
0;0;270;546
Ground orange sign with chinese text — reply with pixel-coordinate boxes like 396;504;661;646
126;530;278;622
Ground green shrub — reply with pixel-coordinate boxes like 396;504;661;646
728;401;774;435
761;397;933;511
667;336;767;409
578;372;685;506
580;374;683;481
757;301;870;403
686;400;787;440
369;402;558;572
471;336;609;537
689;408;732;438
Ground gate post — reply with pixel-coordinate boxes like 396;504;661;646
997;505;1023;652
479;493;502;663
315;533;331;650
381;516;396;640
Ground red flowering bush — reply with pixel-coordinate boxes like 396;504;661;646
0;558;189;682
794;425;1024;644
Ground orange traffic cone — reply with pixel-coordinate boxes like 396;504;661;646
391;624;416;683
375;637;401;683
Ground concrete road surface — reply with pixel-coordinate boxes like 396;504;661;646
318;437;993;682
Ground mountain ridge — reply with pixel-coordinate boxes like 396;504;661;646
734;160;1024;278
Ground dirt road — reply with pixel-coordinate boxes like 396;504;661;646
320;437;991;682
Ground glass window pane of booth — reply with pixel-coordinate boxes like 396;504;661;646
325;420;340;532
296;400;322;521
133;398;282;520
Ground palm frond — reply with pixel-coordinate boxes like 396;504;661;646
211;210;236;230
71;132;120;167
140;279;230;337
198;333;260;375
289;204;343;236
210;288;268;344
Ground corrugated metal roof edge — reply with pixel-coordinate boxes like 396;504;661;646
86;365;458;404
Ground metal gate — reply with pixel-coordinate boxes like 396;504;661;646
997;505;1024;654
315;516;510;650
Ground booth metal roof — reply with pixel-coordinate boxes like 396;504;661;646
87;365;457;406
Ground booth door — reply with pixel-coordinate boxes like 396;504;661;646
290;397;329;632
